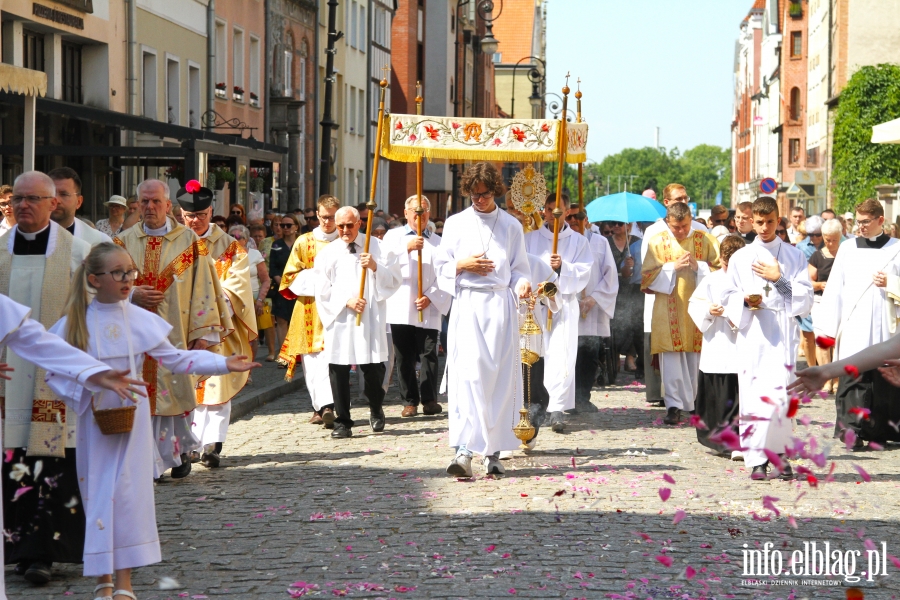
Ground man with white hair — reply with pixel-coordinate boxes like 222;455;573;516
314;206;401;438
114;179;230;478
796;215;824;260
0;171;92;583
382;195;451;418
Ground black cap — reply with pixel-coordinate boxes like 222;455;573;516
176;180;214;212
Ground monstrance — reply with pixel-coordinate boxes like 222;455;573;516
509;164;548;233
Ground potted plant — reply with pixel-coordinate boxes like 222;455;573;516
250;91;260;108
164;163;184;186
233;85;245;102
215;82;227;99
789;1;802;18
211;166;235;190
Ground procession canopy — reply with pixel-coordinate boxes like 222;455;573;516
381;114;588;164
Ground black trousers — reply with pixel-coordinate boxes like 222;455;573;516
576;336;601;403
391;324;439;406
329;363;386;428
695;372;740;453
835;370;900;443
522;357;550;440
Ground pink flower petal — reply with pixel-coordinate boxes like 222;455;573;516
11;486;32;502
662;473;676;484
658;487;672;502
655;555;673;567
853;464;872;483
672;509;686;525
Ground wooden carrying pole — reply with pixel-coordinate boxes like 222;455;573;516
356;74;389;326
547;76;570;332
576;80;584;217
415;81;425;322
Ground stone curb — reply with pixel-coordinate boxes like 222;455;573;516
229;374;305;422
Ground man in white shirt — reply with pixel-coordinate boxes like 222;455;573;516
787;206;805;244
0;185;13;237
315;207;401;439
47;167;112;247
383;196;451;418
640;183;707;406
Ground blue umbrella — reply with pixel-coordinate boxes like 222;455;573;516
585;192;666;223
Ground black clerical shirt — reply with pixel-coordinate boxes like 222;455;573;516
856;232;891;249
12;226;51;255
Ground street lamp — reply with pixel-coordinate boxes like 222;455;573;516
529;82;542;110
509;55;545;118
480;21;499;55
544;92;574;122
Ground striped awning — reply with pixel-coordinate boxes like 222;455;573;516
0;63;47;98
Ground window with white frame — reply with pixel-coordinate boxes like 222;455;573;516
188;63;200;128
298;56;306;100
348;85;356;134
350;1;358;49
249;35;260;105
166;57;179;124
283;32;294;97
142;50;157;119
358;88;365;136
215;20;227;96
359;4;366;51
232;28;244;98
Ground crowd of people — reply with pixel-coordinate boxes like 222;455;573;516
0;162;898;598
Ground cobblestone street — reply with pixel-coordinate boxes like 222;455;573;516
8;361;900;599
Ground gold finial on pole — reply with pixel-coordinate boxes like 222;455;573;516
356;67;390;326
548;79;570;332
414;81;425;322
575;78;584;217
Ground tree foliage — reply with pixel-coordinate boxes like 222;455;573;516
832;64;900;213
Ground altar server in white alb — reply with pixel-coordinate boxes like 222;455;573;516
721;197;813;481
382;195;451;418
813;198;900;447
524;192;594;433
0;292;148;600
688;234;745;458
45;243;257;600
569;210;618;413
436;162;532;477
315;206;401;439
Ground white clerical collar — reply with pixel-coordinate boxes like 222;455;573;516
143;221;170;236
199;226;212;239
314;227;339;242
17;223;50;241
755;235;781;249
868;232;884;242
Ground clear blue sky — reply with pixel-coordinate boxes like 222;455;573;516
545;0;751;162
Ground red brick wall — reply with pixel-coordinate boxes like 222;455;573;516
781;0;808;184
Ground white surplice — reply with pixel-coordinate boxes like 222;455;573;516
721;236;813;468
812;236;900;360
0;293;111;599
382;227;452;329
70;217;113;247
526;253;560;359
525;224;594;412
46;300;228;577
688;269;739;375
315;235;401;365
578;231;619;337
435;206;531;456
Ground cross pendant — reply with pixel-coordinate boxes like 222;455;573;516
763;282;772;297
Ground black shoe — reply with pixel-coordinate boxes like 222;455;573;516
370;408;385;432
663;407;682;425
549;411;566;433
23;561;51;584
751;462;769;480
778;457;795;481
200;450;220;468
634;370;644;381
214;442;223;454
14;561;30;576
575;401;599;414
331;424;352;439
170;453;192;479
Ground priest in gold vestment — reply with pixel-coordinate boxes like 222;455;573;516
114;179;231;478
178;183;256;468
641;202;720;425
278;195;340;427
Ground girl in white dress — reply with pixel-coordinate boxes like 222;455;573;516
46;243;258;600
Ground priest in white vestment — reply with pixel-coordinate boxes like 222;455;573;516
383;196;451;418
721;198;813;480
0;171;91;584
813;198;900;445
435;163;532;477
641;184;708;406
570;212;618;412
0;293;148;600
525;193;593;432
315;207;401;438
48;167;112;247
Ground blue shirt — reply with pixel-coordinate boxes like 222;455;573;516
404;224;431;238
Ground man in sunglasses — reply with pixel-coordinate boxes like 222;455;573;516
709;204;730;229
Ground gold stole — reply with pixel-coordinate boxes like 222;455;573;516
0;228;72;457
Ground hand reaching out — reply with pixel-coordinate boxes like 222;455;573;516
86;369;148;402
225;355;261;373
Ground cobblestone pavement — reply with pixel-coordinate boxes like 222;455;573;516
8;360;900;599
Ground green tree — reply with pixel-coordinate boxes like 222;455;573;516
681;144;731;208
832;64;900;213
587;147;685;198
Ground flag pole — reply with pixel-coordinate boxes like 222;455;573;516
548;75;570;332
415;81;425;323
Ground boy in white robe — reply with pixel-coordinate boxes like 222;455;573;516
524;193;593;433
813;198;900;446
688;234;745;458
435;163;531;477
315;207;401;438
721;197;814;480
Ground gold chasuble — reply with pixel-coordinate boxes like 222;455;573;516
278;230;334;379
642;229;720;355
196;224;257;405
114;218;231;415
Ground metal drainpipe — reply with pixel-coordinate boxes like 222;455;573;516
127;0;137;191
207;0;216;133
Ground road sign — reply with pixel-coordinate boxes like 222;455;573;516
760;178;777;195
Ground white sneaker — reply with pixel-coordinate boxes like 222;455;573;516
483;455;505;475
446;455;473;477
498;450;514;460
731;450;744;461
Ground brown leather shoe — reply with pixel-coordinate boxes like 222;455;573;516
422;401;443;415
401;405;418;417
309;411;323;425
321;407;336;429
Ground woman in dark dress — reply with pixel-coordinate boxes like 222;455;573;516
604;221;640;372
808;218;841;393
269;213;301;355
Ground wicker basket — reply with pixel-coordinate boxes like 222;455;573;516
91;397;136;435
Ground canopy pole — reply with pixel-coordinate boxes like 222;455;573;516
23;95;36;172
415;81;425;323
548;75;570;332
